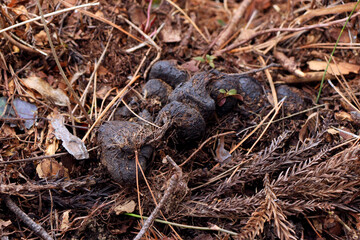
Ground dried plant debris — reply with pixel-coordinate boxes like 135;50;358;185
4;0;360;239
51;113;89;160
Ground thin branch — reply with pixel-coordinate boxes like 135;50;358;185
4;195;53;240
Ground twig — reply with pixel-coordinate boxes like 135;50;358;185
0;152;68;165
118;15;160;51
125;23;165;53
4;195;53;240
228;63;280;76
1;31;48;56
273;50;305;77
214;0;252;50
0;179;96;195
35;0;92;124
133;156;182;240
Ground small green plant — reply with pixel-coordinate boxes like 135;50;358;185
217;88;243;106
193;54;217;68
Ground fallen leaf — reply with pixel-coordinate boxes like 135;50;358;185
299;112;318;143
50;113;89;160
45;139;59;156
22;76;70;106
335;111;353;122
308;61;360;76
327;28;357;43
0;219;12;229
114;200;136;215
327;128;339;135
34;30;48;46
160;18;181;43
215;136;232;164
60;210;71;231
36;159;69;179
0;97;37;129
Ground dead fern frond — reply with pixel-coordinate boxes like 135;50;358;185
237;175;296;240
273;145;360;201
263;175;297;240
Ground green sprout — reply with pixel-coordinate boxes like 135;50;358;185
193;54;217;68
217;89;243;107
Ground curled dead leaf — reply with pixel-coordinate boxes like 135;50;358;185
22;76;70;106
51;113;89;160
114;200;136;215
308;61;360;76
36;159;69;179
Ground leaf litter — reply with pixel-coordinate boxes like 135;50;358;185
1;0;360;239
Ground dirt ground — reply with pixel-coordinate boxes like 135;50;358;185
1;0;360;239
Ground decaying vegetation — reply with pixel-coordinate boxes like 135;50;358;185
1;0;360;239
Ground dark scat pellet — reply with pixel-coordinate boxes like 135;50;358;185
276;85;307;113
168;72;215;120
148;60;189;88
143;78;173;104
98;121;152;185
155;101;206;143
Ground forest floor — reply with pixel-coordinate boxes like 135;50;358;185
1;0;360;239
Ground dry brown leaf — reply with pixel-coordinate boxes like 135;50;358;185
60;210;71;231
335;111;353;122
215;136;232;164
327;128;339;135
308;61;360;76
45;139;59;155
96;85;112;99
160;18;181;43
34;30;48;46
299;112;318;143
114;200;136;215
22;76;70;106
36;159;69;179
0;219;12;228
51;113;89;160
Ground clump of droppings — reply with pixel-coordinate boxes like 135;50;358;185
143;78;173;104
98;121;152;185
155;101;206;143
169;72;215;120
148;60;189;88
